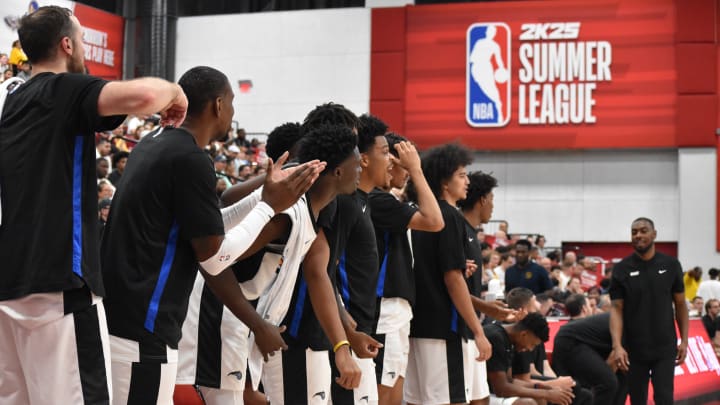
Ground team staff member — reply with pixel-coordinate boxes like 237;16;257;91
404;144;492;405
369;132;444;405
553;313;628;405
0;6;188;404
504;239;553;295
101;66;321;403
609;217;688;405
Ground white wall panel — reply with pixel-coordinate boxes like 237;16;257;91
176;8;371;133
469;149;679;247
678;148;720;273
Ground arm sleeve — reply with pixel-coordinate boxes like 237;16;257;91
369;191;417;232
58;74;125;134
199;202;275;276
221;188;263;232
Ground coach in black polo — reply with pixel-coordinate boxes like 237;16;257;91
609;217;688;405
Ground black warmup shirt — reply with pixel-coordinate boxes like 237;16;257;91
0;73;124;300
555;313;612;357
369;188;418;305
334;191;379;334
609;251;684;360
411;200;470;340
484;322;514;375
101;128;224;348
504;262;553;294
463;219;484;297
512;344;546;376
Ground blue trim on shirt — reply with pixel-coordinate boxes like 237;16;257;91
289;276;308;338
450;305;459;333
144;221;180;333
338;251;350;307
72;136;84;277
376;231;390;297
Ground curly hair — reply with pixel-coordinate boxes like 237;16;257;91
421;144;473;198
515;312;549;342
301;102;359;135
297;124;357;174
357;114;388;153
457;171;498;211
384;132;407;158
266;122;302;162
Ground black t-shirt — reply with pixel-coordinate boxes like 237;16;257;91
0;73;124;300
334;191;379;334
484;322;514;375
504;262;553;294
369;188;417;305
609;251;684;360
463;219;484;297
101;128;224;348
512;344;546;376
701;314;719;339
410;200;470;339
555;313;612;357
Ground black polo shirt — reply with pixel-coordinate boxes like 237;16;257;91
334;191;379;334
609;251;683;360
368;188;417;305
504;262;553;294
0;73;124;300
101;128;225;348
484;322;514;375
410;200;470;340
555;313;612;357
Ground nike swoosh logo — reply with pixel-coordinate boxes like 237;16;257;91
227;371;243;380
659;270;667;274
360;396;369;403
313;392;326;400
387;371;396;378
630;271;639;276
468;238;474;242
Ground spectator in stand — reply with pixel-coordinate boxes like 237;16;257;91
536;234;547;257
214;154;232;188
702;299;720;340
238;163;253;181
597;294;612;313
494;230;509;247
0;53;9;76
547;250;561;267
684;266;702;302
96;157;109;182
697;268;720;302
9;39;27;74
107;151;128;186
505;239;553;295
97;179;115;202
566;277;584;296
98;198;111;237
15;60;31;81
536;293;555;316
539;257;552;273
3;69;13;81
689;296;704;317
234;127;251;148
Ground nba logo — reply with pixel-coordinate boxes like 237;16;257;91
466;23;511;127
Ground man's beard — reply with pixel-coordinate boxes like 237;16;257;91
633;242;653;255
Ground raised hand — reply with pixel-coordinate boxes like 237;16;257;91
261;152;325;213
159;84;188;127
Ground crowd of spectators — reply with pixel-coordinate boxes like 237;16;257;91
472;221;720;357
94;115;269;230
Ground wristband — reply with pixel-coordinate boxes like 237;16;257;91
333;340;350;353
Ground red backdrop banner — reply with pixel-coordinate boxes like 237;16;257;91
73;3;124;80
371;0;717;151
